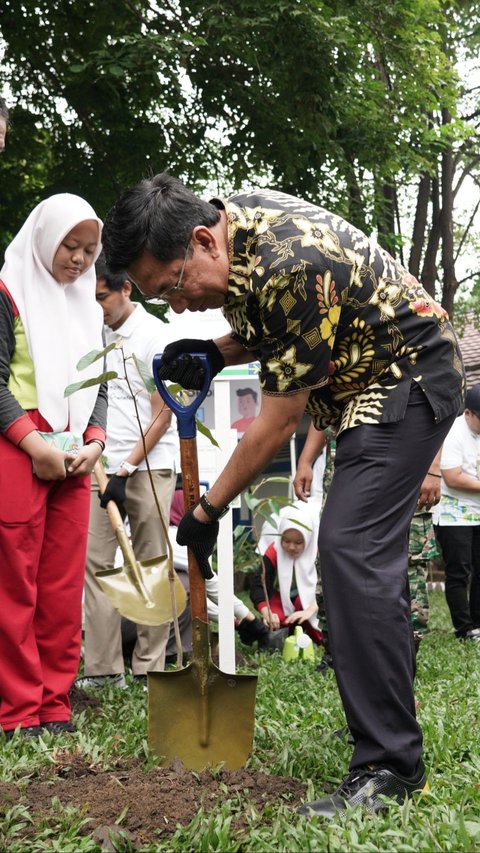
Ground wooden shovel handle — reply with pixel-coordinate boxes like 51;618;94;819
179;437;208;624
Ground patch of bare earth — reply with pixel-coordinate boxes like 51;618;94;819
0;688;306;848
0;753;305;847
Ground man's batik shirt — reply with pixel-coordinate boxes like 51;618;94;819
215;189;464;434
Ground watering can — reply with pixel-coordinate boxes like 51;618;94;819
282;625;315;662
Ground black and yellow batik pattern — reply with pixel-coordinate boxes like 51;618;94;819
219;189;464;434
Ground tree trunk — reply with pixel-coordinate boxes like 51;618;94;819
409;174;431;278
440;108;457;320
421;176;441;298
376;180;397;257
344;154;368;233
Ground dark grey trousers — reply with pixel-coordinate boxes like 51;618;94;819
319;384;456;776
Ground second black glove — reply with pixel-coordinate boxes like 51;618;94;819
176;508;218;579
99;474;127;515
237;617;270;649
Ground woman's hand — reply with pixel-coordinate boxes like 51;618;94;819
285;602;318;625
260;606;280;630
65;442;103;477
19;431;68;480
31;446;69;480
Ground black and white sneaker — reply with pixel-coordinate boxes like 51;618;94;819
298;764;429;817
462;628;480;644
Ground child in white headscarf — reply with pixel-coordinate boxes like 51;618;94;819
0;194;107;739
249;500;322;644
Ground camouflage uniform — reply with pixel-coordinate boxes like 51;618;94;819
408;511;437;645
321;427;336;510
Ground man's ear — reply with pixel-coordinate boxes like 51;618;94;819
123;279;133;297
192;225;218;255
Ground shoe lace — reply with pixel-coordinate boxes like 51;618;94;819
337;767;378;798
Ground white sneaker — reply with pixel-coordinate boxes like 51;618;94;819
75;673;127;690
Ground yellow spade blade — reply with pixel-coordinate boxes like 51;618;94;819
148;661;257;770
96;554;187;626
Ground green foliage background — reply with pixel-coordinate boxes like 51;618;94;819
0;1;479;305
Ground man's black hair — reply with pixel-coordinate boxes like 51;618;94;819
95;251;127;292
102;172;221;273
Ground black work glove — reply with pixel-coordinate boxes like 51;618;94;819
99;474;127;514
237;617;270;649
156;339;225;390
176;508;217;579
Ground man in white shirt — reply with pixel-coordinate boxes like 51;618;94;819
434;385;480;643
77;254;178;688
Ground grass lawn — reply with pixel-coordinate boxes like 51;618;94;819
0;591;479;852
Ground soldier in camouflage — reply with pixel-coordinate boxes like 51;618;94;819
408;512;437;647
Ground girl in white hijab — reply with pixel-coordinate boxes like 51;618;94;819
0;194;107;739
250;499;322;644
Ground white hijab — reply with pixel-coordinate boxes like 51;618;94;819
276;499;321;631
1;193;104;435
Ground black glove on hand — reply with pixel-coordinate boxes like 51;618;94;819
176;508;217;579
238;617;270;649
99;474;127;514
156;339;225;390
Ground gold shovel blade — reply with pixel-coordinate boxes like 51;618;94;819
148;662;257;770
96;555;187;626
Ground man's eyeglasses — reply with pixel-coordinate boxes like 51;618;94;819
128;241;191;305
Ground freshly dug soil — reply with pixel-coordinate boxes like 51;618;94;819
0;688;306;849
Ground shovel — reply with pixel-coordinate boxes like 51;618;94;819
94;461;187;627
148;354;257;770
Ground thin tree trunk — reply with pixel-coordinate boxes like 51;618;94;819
376;179;397;257
344;153;368;233
409;174;431;278
421;176;441;298
440;108;457;320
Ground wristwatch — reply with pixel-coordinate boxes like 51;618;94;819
117;461;138;476
199;492;230;521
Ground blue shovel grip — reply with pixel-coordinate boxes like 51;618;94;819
152;352;212;439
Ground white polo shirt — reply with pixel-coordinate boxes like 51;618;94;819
103;303;178;474
435;414;480;525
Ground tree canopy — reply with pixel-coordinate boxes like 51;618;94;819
0;0;479;315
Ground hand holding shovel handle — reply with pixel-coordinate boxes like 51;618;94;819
94;460;157;609
152;355;213;623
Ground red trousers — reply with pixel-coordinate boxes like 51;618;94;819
268;592;323;645
0;425;90;731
